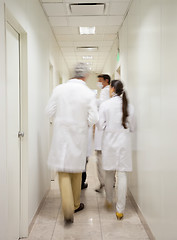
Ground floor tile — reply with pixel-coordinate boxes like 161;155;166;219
26;153;150;240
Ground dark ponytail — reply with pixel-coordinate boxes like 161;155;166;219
122;91;128;129
110;80;129;129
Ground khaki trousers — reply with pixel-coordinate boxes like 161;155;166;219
58;172;82;220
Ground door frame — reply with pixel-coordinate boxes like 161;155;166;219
5;6;28;238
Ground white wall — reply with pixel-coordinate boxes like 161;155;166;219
102;39;118;79
119;1;177;239
86;72;98;90
0;0;69;238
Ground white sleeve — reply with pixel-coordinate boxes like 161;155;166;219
88;96;99;127
99;88;110;106
97;103;106;131
45;88;57;119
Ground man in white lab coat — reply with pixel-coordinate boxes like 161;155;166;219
46;63;98;224
94;74;111;192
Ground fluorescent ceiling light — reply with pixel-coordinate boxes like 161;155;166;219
86;62;92;65
82;56;93;60
79;27;95;35
77;47;98;52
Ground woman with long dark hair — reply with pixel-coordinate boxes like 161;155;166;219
98;80;135;219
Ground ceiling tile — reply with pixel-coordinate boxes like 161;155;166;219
40;0;130;73
58;41;74;47
53;26;78;34
56;34;113;42
61;47;75;52
68;16;107;27
96;26;119;34
109;1;130;15
103;34;117;41
49;17;68;26
42;3;66;16
41;0;63;2
107;16;124;26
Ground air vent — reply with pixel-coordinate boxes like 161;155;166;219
77;47;98;52
69;3;105;16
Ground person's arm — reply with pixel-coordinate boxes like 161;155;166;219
45;88;57;119
88;96;99;127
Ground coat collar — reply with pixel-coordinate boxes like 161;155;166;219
68;78;86;85
104;85;110;89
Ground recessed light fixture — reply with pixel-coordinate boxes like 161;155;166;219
86;62;92;65
79;27;95;35
77;47;98;52
82;56;93;60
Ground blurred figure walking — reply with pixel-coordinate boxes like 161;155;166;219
46;63;98;224
94;74;110;192
98;80;135;219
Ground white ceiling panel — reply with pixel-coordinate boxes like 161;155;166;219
74;34;105;41
107;16;124;26
103;34;117;41
49;16;68;26
96;26;119;34
58;41;74;47
75;41;113;47
109;1;130;15
41;0;63;2
99;41;113;46
75;52;98;57
40;0;131;73
42;3;66;16
56;34;110;42
56;34;74;41
61;47;75;52
98;46;112;51
68;16;107;27
53;26;78;34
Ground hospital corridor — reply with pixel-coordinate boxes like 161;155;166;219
0;0;177;240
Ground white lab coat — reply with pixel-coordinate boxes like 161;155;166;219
97;96;135;171
87;126;93;157
94;85;110;150
46;79;99;172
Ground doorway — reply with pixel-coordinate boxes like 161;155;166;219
48;64;56;181
6;21;21;240
6;11;28;239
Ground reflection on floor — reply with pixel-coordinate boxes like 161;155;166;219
27;154;150;240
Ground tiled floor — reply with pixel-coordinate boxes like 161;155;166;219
27;154;150;240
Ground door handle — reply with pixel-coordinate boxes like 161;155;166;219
18;131;24;138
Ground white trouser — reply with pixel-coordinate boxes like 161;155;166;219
96;150;105;186
105;171;127;213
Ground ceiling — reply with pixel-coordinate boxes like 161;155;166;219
40;0;131;74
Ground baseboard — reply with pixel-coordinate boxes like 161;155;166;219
28;190;49;234
128;189;156;240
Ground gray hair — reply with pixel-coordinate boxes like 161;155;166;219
74;62;89;79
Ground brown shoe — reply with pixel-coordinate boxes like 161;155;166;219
74;203;85;213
